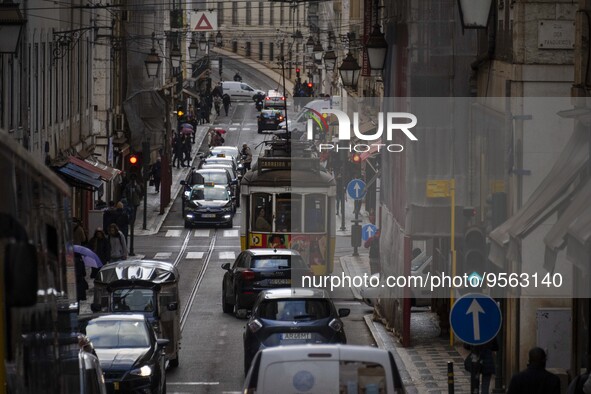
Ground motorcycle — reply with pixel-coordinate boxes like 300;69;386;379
255;100;263;111
234;73;242;82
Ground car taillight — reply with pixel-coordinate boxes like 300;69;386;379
242;270;255;281
329;318;343;332
281;97;285;100
248;319;263;333
265;97;270;100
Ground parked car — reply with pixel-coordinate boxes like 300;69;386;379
200;155;238;174
209;146;240;163
242;288;349;374
183;184;235;228
257;109;284;133
263;89;286;109
83;314;169;394
197;163;241;206
222;81;265;100
221;249;311;316
243;344;404;394
181;168;238;213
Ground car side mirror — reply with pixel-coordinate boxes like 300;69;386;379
90;303;102;313
167;302;178;311
338;308;351;318
156;338;170;348
221;263;231;270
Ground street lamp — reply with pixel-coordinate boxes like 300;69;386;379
198;34;207;52
0;0;26;54
188;36;198;59
144;33;162;78
312;40;324;63
338;52;361;88
215;31;223;47
170;43;181;69
365;25;388;71
323;45;337;72
457;0;493;28
306;36;315;53
292;29;303;45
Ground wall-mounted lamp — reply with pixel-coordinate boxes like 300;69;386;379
339;52;361;88
457;0;493;28
365;25;387;71
215;31;223;47
170;43;181;69
144;32;162;78
0;0;26;54
323;45;337;72
188;36;198;59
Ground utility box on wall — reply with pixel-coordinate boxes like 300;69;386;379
536;308;571;368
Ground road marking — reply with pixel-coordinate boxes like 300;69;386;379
154;252;172;259
242;128;251;131
186;252;204;259
222;229;239;237
165;229;182;237
193;229;210;237
229;127;238;131
232;123;241;125
245;123;257;126
219;251;235;259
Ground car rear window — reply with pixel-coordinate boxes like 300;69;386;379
257;299;332;321
251;255;306;269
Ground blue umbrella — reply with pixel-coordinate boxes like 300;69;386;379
73;244;104;268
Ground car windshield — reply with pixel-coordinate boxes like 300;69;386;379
86;320;150;348
198;172;228;184
111;288;155;312
190;188;229;201
257;299;331;321
202;164;236;178
251;256;306;269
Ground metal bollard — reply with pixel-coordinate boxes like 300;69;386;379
448;361;454;394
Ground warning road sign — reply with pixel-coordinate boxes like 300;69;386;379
191;11;218;31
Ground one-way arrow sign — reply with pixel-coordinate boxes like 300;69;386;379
346;179;366;200
362;223;377;242
450;293;501;345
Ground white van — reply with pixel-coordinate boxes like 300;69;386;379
243;344;404;393
222;81;265;100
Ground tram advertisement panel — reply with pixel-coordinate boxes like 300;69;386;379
249;233;329;274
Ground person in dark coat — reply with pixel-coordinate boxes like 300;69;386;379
74;252;88;301
364;228;381;275
507;347;561;394
172;134;184;168
102;201;117;230
150;157;162;193
182;135;192;167
114;201;130;244
88;227;109;278
222;93;231;116
464;338;498;394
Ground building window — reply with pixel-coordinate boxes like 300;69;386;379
232;40;238;53
246;2;251;25
259;2;264;25
269;3;274;25
246;42;251;57
217;2;224;26
232;1;238;26
259;41;264;61
269;42;274;61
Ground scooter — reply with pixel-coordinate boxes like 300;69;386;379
255;100;263;111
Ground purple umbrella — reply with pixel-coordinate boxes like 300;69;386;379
73;244;104;268
181;123;194;129
181;127;193;135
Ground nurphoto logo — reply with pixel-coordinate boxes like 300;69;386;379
308;109;419;153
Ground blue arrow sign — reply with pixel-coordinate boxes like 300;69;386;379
450;293;501;346
346;179;366;200
362;223;377;242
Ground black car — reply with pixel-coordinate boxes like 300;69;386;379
84;314;168;394
257;109;284;133
180;168;238;215
243;288;349;374
184;184;235;228
221;248;311;316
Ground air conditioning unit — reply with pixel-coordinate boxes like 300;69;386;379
114;113;125;131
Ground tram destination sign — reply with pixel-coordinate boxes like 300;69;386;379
258;157;319;171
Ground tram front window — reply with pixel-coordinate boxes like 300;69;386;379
305;194;326;232
275;194;302;233
252;193;273;232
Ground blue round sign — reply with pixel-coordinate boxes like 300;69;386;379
450;293;501;346
362;223;378;242
292;370;315;392
346;179;366;200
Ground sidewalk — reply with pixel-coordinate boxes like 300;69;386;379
337;196;473;393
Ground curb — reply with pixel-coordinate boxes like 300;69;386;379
339;256;362;301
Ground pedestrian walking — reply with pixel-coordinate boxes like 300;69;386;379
102;200;117;230
213;95;222;116
183;135;192;167
88;227;110;277
241;143;252;171
73;217;88;246
507;347;561;394
107;223;127;262
123;176;142;224
364;228;381;275
335;173;345;214
74;251;88;301
150;157;162;193
114;201;130;245
172;134;184;168
222;93;231;116
463;338;498;394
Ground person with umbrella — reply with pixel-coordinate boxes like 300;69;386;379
88;227;109;277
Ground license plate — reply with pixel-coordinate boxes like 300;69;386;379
281;332;312;340
202;213;216;218
113;382;120;390
269;279;291;285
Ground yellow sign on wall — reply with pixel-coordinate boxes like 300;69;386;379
426;180;451;198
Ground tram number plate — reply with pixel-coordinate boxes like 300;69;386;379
202;214;216;218
269;279;291;285
282;333;311;340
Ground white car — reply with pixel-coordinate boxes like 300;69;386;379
264;89;286;109
243;344;403;394
222;81;265;100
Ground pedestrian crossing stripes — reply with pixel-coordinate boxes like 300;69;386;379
193;229;210;237
154;252;172;259
222;229;238;237
242;128;251;131
219;251;235;259
165;229;182;237
186;252;205;259
244;123;257;126
228;127;238;131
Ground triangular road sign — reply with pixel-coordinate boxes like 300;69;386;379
194;13;213;30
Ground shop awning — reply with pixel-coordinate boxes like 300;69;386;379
56;163;102;190
68;156;120;181
489;126;589;269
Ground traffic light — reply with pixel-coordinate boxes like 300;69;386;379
349;153;362;178
128;153;141;177
351;153;361;164
306;82;314;96
462;226;486;276
296;67;301;78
